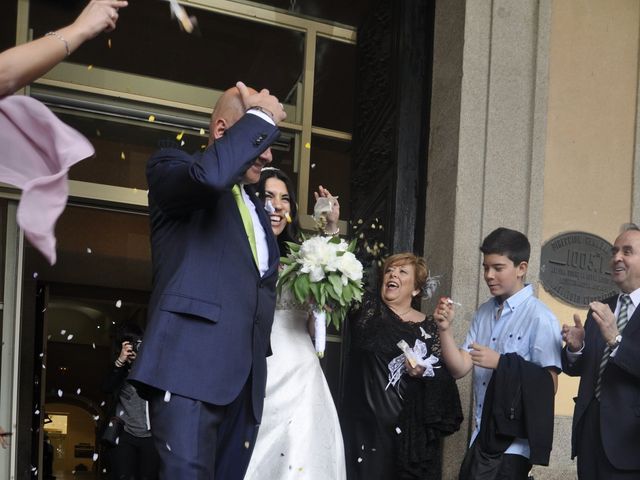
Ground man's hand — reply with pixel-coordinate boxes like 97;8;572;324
590;301;618;346
117;341;136;364
236;81;287;123
433;297;455;332
469;343;500;369
562;313;585;352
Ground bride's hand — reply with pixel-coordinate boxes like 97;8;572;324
314;185;340;233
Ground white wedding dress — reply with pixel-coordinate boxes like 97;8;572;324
244;288;347;480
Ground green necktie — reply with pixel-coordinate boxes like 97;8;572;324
232;184;258;266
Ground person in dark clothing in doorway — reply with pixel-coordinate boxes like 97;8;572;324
103;323;158;480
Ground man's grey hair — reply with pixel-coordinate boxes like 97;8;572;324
620;223;640;233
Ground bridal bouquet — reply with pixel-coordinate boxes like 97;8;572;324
278;235;364;357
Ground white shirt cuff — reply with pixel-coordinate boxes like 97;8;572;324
246;109;275;126
610;338;622;357
565;342;585;363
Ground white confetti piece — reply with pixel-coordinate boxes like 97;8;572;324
76;388;81;395
361;444;364;450
395;427;401;434
92;453;99;461
93;415;100;421
164;391;171;402
100;401;106;407
86;247;92;254
35;409;40;415
244;441;250;449
60;329;66;335
67;334;74;341
119;410;124;416
39;353;44;358
33;272;38;279
92;343;96;349
311;163;316;169
115;437;120;445
357;457;363;463
57;389;63;398
115;300;122;308
166;442;171;451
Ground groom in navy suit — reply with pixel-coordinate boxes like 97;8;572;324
562;224;640;479
130;82;287;479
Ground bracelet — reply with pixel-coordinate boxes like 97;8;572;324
326;227;340;236
115;359;125;368
247;105;274;120
45;31;70;57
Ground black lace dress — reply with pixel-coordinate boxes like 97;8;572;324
343;292;463;480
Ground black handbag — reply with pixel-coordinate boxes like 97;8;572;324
100;416;124;446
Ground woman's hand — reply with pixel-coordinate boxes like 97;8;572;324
314;185;340;233
69;0;129;40
404;359;425;378
433;297;455;332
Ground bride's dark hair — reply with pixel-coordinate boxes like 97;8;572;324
256;168;301;255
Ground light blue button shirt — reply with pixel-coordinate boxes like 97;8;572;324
462;284;562;458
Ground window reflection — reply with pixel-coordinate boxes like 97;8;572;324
29;0;305;104
307;135;351;219
313;37;356;133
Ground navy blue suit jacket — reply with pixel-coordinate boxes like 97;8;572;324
561;294;640;470
130;113;280;421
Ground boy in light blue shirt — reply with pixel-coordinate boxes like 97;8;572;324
436;227;562;479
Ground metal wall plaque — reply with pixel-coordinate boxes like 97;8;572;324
540;232;618;307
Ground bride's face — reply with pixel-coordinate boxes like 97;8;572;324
264;177;291;237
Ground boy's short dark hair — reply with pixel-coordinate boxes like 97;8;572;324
480;227;530;265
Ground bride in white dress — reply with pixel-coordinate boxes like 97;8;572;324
244;168;346;480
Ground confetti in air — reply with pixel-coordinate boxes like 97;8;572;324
164;391;171;402
357;457;363;463
311;163;316;169
67;334;74;341
244;441;250;449
166;442;171;451
33;272;38;279
168;0;198;34
176;131;184;141
35;409;40;415
305;142;311;149
395;427;402;434
115;300;122;308
107;38;112;48
87;65;93;70
76;388;81;395
120;152;126;160
199;128;205;135
93;453;99;462
148;115;156;122
60;329;66;336
57;389;63;398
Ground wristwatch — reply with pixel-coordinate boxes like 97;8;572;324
608;334;622;349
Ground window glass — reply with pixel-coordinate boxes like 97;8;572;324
0;1;17;52
29;0;305;104
247;0;369;28
307;135;351;219
313;37;356;133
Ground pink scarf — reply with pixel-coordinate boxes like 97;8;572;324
0;95;94;264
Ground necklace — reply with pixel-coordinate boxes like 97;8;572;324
394;307;412;317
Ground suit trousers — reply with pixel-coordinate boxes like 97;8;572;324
148;378;259;480
577;398;640;479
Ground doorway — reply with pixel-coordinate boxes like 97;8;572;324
21;205;151;479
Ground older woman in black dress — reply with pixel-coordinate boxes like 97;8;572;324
343;253;463;480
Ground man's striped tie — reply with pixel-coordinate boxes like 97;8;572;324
595;294;631;399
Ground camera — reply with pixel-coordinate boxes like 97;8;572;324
132;339;142;353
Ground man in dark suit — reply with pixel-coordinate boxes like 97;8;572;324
562;223;640;479
130;82;286;479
